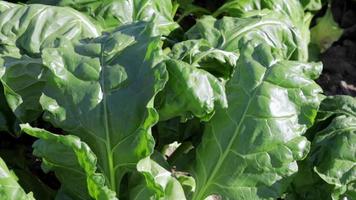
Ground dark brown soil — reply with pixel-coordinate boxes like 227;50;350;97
317;0;356;96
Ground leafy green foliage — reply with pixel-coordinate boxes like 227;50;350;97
0;3;101;122
191;42;322;200
288;96;356;200
28;0;179;34
185;13;309;61
21;124;117;200
0;0;354;199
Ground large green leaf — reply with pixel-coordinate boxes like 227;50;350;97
0;3;101;122
186;13;308;61
191;42;323;200
212;0;312;60
0;156;35;200
21;124;117;200
289;96;356;200
17;21;167;196
158;12;308;121
28;0;179;34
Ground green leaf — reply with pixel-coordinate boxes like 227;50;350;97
128;157;186;200
0;3;101;122
191;42;323;200
157;59;228;121
0;1;17;13
20;124;117;200
28;0;179;34
289;96;356;200
169;39;238;80
213;0;304;21
156;39;238;121
313;116;356;200
0;156;35;200
310;7;343;52
317;95;356;119
186;13;308;61
212;0;312;61
16;21;167;196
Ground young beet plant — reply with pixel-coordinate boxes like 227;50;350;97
0;0;355;200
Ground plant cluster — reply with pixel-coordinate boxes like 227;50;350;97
0;0;354;200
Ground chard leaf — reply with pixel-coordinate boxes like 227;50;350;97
191;42;323;200
289;96;356;200
186;13;308;61
156;39;237;121
128;157;186;200
33;21;167;196
169;39;238;80
0;156;35;200
28;0;179;34
0;4;101;122
20;124;117;200
310;7;343;53
157;59;228;121
0;1;17;13
316;95;356;121
212;0;312;60
213;0;304;22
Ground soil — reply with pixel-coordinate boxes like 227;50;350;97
317;0;356;96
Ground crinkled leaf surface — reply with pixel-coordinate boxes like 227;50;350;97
169;39;238;80
0;3;100;122
0;156;35;200
316;95;356;120
156;39;237;121
212;0;311;60
191;43;323;200
186;13;308;61
21;124;117;200
28;0;179;34
157;59;228;121
213;0;305;24
34;22;167;196
289;96;356;200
